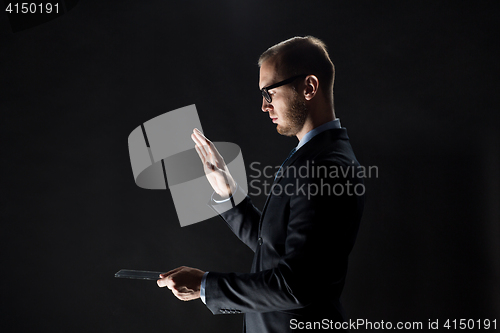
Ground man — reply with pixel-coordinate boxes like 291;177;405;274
157;36;364;332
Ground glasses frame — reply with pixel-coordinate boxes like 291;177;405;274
261;74;307;103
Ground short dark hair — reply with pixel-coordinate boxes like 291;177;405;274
258;36;335;106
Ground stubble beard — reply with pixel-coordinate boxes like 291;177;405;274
277;90;308;137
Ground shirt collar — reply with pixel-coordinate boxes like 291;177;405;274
296;118;341;151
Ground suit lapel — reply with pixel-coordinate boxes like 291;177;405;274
258;128;348;226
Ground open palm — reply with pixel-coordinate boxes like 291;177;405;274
191;128;236;198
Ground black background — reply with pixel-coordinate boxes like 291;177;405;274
1;1;499;332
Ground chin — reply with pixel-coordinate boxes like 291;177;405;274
277;124;298;137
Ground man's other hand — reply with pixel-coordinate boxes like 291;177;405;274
191;128;237;199
157;266;205;301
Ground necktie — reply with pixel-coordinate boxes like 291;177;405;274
275;148;296;181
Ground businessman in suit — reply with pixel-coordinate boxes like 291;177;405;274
157;36;365;332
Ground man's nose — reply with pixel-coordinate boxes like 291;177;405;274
261;98;272;112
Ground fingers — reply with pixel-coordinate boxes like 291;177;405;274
192;133;215;171
161;266;184;278
192;130;218;170
192;128;208;143
194;144;206;164
157;273;176;289
157;266;184;288
197;148;219;178
157;266;202;301
191;129;224;164
191;129;210;156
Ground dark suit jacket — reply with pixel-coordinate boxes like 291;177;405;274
206;128;364;332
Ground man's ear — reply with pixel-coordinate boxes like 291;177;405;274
303;75;319;101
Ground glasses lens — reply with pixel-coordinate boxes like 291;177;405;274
262;89;271;103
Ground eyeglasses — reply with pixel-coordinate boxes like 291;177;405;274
260;74;307;103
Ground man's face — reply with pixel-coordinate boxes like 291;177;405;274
259;60;308;137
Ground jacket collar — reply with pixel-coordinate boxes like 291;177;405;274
258;127;349;226
274;128;349;184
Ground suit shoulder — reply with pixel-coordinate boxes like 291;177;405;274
310;140;358;168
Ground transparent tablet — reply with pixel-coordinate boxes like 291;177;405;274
115;269;163;280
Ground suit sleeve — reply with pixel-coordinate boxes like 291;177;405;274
209;185;262;252
205;161;364;314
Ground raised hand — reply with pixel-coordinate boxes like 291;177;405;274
191;128;237;199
